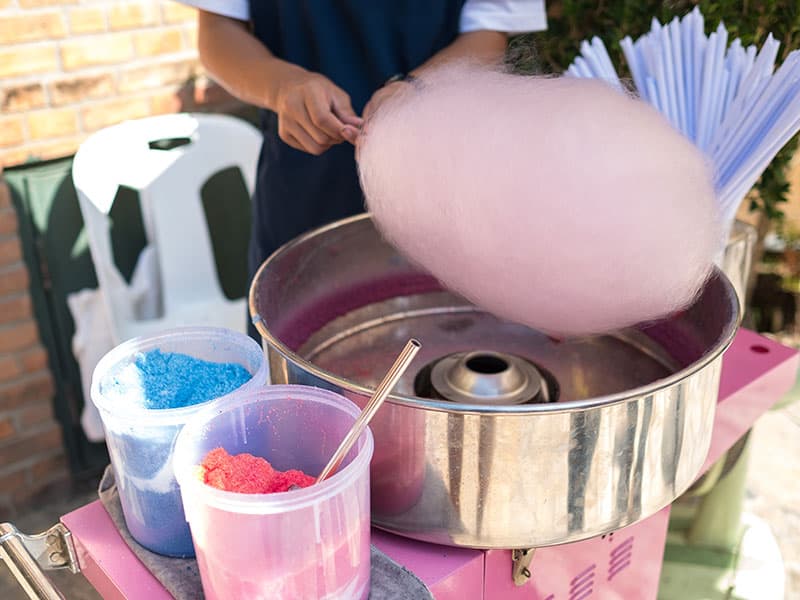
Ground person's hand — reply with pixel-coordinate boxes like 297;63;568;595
273;65;363;155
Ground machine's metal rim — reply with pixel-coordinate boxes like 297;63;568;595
249;213;741;416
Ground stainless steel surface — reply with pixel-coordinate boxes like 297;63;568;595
314;339;421;483
425;351;551;405
720;219;757;311
250;213;740;548
0;522;78;600
511;548;535;586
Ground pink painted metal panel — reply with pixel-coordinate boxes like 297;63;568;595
482;507;671;600
717;329;797;400
60;501;171;600
704;329;799;470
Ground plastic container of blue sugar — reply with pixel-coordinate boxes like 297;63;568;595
90;326;267;557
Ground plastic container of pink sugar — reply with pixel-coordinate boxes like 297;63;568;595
173;385;373;600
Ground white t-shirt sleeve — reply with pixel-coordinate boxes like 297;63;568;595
460;0;548;34
171;1;546;33
172;0;250;21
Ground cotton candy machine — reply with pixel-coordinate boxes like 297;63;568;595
5;215;796;600
250;213;740;550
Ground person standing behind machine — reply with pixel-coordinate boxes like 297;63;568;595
174;1;547;337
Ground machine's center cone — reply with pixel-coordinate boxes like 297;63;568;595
414;350;558;405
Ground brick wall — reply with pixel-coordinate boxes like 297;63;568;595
0;0;246;517
0;0;243;168
0;174;65;520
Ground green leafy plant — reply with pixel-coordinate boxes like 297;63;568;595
508;0;800;225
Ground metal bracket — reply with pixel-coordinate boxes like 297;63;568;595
511;548;535;586
0;522;79;600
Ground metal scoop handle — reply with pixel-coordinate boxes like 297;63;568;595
0;522;79;600
316;338;421;483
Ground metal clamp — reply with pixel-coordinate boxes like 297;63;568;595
0;522;79;600
511;548;535;586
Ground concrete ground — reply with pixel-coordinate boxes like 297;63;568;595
0;479;99;600
1;405;798;599
744;399;800;598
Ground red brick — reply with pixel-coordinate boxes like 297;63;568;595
0;416;14;440
2;149;30;169
0;209;18;235
0;236;22;265
49;74;115;106
0;180;9;209
81;98;150;131
16;400;54;429
0;264;29;295
20;347;48;373
20;0;78;6
0;373;54;411
0;117;25;148
0;356;22;383
119;59;195;93
134;29;182;57
0;422;61;466
61;33;133;70
27;108;79;140
1;83;46;113
0;294;32;324
0;321;38;353
0;44;58;79
162;2;196;24
149;91;182;115
68;6;106;34
110;2;157;30
5;136;85;166
30;452;67;480
0;11;66;44
0;468;27;494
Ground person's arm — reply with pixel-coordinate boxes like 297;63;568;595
196;10;362;154
362;30;507;121
411;30;509;76
362;0;547;122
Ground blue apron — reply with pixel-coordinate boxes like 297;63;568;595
247;1;466;336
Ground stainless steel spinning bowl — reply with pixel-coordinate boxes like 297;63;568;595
250;214;740;549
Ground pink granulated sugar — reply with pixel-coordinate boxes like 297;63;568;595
200;448;315;494
189;449;370;599
358;63;722;337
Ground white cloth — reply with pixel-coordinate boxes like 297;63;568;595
175;0;548;33
68;246;161;442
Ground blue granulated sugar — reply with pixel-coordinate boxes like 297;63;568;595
133;349;252;410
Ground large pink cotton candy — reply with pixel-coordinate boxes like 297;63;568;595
357;63;722;337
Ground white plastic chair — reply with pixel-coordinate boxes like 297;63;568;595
72;112;262;343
